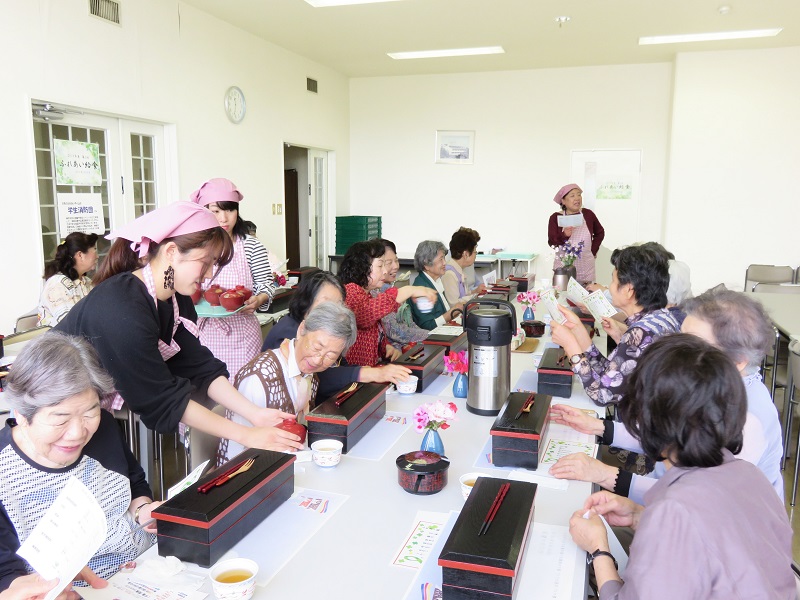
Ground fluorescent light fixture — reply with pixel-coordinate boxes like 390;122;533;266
388;46;505;60
305;0;401;6
639;28;782;45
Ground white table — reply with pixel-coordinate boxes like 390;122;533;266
158;325;595;600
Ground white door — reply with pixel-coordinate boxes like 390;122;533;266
32;106;168;265
307;149;328;267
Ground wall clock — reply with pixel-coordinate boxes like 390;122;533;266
224;86;246;124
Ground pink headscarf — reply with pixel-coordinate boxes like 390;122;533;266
553;183;582;205
106;201;220;258
190;178;243;207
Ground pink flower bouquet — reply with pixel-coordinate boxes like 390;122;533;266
413;400;458;432
443;350;468;375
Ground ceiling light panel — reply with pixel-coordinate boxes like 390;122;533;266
639;28;782;45
304;0;402;7
388;46;505;60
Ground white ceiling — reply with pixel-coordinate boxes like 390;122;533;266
180;0;800;77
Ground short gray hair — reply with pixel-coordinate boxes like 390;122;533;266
682;286;773;373
414;240;448;272
6;332;115;420
302;301;357;352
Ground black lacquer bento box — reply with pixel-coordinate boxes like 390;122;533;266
395;343;446;393
536;347;573;398
438;477;537;599
423;329;468;356
306;382;389;453
152;449;295;567
490;392;552;470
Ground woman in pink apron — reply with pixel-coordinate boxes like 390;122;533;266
190;179;275;382
548;184;605;285
55;201;303;453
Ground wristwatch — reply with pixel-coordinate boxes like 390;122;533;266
587;549;618;570
570;353;584;365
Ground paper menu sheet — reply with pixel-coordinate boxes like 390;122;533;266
18;477;107;600
566;277;590;305
482;270;497;285
392;511;451;569
556;213;584;228
538;438;599;474
429;325;464;336
583;289;618;321
539;288;567;324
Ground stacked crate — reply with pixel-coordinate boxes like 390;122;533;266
335;216;382;255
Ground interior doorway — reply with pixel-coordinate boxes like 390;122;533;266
282;144;330;269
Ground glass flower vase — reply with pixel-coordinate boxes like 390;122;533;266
420;428;444;455
452;372;468;398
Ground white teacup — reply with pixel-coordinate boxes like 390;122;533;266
415;297;434;313
396;375;418;395
209;558;258;600
459;472;484;500
311;439;343;467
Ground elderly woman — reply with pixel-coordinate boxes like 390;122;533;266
375;239;430;349
551;243;681;406
548;184;604;284
0;333;159;591
568;335;793;599
550;287;784;501
220;302;358;461
261;269;412;398
339;240;436;367
442;227;486;305
37;232;99;327
408;240;465;331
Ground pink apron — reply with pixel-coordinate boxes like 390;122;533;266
105;263;200;412
198;236;262;382
553;209;595;284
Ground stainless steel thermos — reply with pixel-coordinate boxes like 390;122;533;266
464;299;517;415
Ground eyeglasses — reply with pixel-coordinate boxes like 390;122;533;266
303;342;341;367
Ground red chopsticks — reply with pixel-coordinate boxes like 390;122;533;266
407;346;425;361
478;482;510;536
334;385;359;407
197;458;248;494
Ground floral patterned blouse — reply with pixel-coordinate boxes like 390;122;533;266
37;274;92;327
573;308;681;406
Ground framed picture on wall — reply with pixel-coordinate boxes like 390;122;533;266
435;130;475;164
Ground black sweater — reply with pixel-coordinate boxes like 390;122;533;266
56;273;228;432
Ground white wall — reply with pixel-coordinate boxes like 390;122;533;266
0;0;350;334
349;64;674;278
665;46;800;293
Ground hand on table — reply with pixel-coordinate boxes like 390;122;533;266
384;345;402;362
550;404;604;436
473;284;487;295
361;364;412;384
549;453;619;490
582;490;644;530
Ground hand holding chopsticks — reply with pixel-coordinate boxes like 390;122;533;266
478;482;510;536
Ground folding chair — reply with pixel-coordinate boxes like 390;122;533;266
744;264;794;292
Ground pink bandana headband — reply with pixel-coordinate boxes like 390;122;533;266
190;178;243;207
106;201;220;258
553;183;582;205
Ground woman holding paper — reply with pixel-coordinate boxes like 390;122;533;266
568;335;793;599
548;184;604;284
0;333;161;590
550;244;680;406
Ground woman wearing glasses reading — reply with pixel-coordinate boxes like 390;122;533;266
219;302;357;462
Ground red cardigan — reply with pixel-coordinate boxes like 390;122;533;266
547;208;605;256
344;283;399;366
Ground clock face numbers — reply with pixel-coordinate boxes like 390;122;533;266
224;86;246;124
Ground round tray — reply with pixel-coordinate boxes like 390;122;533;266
194;298;244;318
